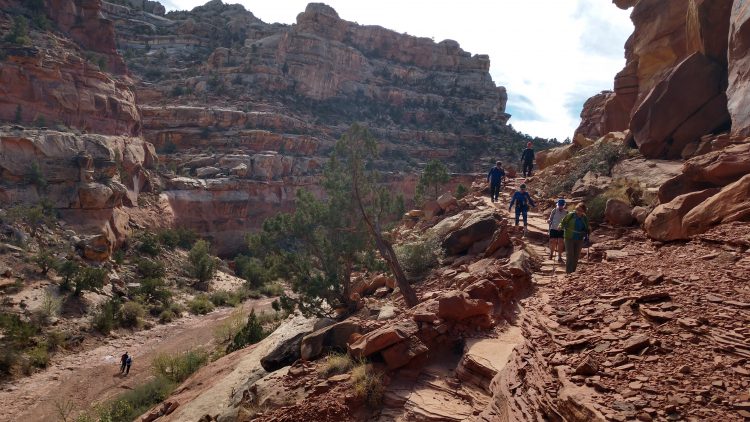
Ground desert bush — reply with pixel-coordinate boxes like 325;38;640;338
0;312;39;349
4;16;31;45
112;249;126;265
234;255;271;288
137;277;171;304
455;183;468;199
352;362;385;408
209;290;241;307
259;281;284;297
151;349;209;383
135;258;165;279
26;162;47;189
395;237;441;279
91;298;121;334
226;309;266;353
136;233;161;256
187;295;214;315
72;267;107;296
57;259;80;291
213;306;246;344
46;330;66;351
189;240;217;283
39;290;62;321
544;141;630;197
33;250;57;275
157;228;197;249
117;302;145;328
322;353;355;376
26;342;49;368
158;309;176;323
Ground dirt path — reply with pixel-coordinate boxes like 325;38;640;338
0;297;276;422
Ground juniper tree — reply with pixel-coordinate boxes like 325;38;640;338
415;159;450;202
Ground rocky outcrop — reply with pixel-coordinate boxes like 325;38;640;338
630;53;730;158
442;209;500;255
644;188;720;241
728;1;750;136
577;0;738;158
682;174;750;237
604;199;634;227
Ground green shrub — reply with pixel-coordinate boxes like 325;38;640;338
151;349;209;383
73;267;107;296
0;312;40;349
395;237;441;279
27;343;49;368
209;290;241;307
213;307;246;344
189;240;217;283
117;302;145;328
158;310;176;323
4;16;31;45
92;298;121;334
46;330;66;351
259;281;284;297
234;255;271;288
0;347;19;376
57;259;80;291
455;184;468;199
39;290;61;321
112;249;126;265
137;277;171;304
226;309;267;353
26;162;47;189
587;194;608;224
34;250;58;275
187;295;214;315
157;228;197;249
136;233;161;256
136;258;165;279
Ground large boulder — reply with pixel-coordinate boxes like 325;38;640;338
442;210;500;255
348;321;417;358
300;321;361;361
571;172;612;198
681;142;750;186
436;193;457;210
644;188;720;241
604;199;635;226
630;52;730;158
437;291;493;321
483;222;512;257
728;0;750;136
423;200;442;219
260;317;327;371
682;174;750;237
381;336;429;370
536;143;576;170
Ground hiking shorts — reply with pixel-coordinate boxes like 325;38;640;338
549;229;563;239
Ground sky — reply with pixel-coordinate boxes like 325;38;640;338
160;0;633;141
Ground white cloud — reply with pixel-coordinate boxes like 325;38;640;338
163;0;633;140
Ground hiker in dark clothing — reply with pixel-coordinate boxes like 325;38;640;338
559;203;590;274
120;352;128;374
521;142;535;177
125;355;132;375
487;161;506;203
508;183;536;230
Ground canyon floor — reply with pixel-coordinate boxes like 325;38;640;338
0;297;275;422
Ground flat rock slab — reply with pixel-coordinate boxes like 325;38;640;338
456;326;522;392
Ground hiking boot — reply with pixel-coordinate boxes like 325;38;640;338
558;256;564;263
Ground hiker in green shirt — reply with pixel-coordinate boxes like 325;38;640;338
559;203;590;274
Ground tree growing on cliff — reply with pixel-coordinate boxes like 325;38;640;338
415;159;450;202
246;189;369;316
325;124;418;307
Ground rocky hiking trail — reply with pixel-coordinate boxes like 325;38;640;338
0;297;275;422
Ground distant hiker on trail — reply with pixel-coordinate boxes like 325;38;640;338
487;161;506;203
120;352;129;374
548;199;567;262
521;142;535;177
125;354;132;376
508;183;536;232
559;203;590;274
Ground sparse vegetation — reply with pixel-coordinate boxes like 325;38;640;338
455;183;468;199
33;250;57;275
157;227;197;249
4;16;31;45
187;295;214;315
395;237;441;280
86;376;176;422
151;348;209;383
188;239;218;284
135;258;166;279
213;306;246;344
543;141;630;197
226;309;267;353
117;302;145;328
91;298;121;334
415;159;450;202
136;232;161;256
322;353;355;376
72;266;107;296
352;362;385;408
234;255;271;288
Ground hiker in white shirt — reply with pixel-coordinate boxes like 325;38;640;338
547;198;567;262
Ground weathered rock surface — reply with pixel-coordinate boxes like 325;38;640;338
604;199;634;227
259;316;326;372
644;188;720;241
300;320;361;361
442;209;500;255
728;0;750;136
437;290;493;321
682;174;750;237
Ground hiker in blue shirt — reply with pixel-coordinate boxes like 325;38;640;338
508;183;536;230
521;142;535;177
487;161;505;203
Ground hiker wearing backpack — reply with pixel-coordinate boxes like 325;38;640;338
124;354;132;375
508;183;536;230
119;352;129;374
487;161;506;203
548;199;567;262
559;203;590;273
521;142;535;177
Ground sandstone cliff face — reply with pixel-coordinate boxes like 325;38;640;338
0;1;139;135
575;0;743;159
99;0;541;253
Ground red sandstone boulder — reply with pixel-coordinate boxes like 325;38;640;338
437;291;493;321
348;321;417;358
483;222;512;257
437;193;458;210
644;188;720;241
630;52;730;158
381;336;429;370
682;174;750;237
604;199;635;226
423;200;442;219
681;142;750;186
442;209;500;255
301;321;362;361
